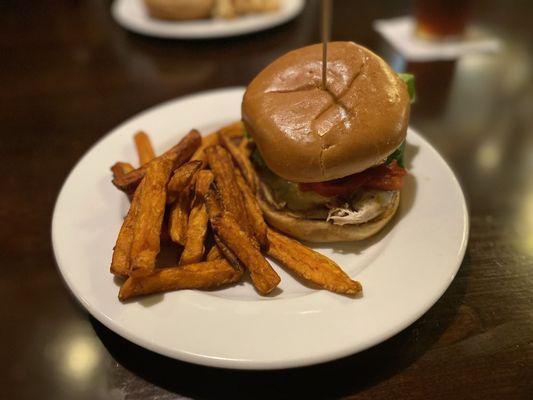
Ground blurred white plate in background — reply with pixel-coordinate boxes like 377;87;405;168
112;0;305;39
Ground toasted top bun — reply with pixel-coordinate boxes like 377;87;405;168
144;0;215;20
242;42;410;183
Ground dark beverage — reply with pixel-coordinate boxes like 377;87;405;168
414;0;473;39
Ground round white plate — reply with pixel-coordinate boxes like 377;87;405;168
52;87;468;370
111;0;305;39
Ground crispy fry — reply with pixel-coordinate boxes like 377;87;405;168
238;137;253;158
168;188;190;246
134;131;156;165
210;211;280;295
118;259;243;301
205;191;244;271
179;170;214;264
205;145;252;235
218;130;257;192
204;188;223;218
111;162;136;201
168;160;202;194
195;170;214;198
180;202;208;265
218;121;246;138
110;183;143;277
205;189;236;257
219;121;245;139
206;244;223;261
235;170;268;249
213;234;243;271
191;132;218;161
112;129;201;194
111;162;134;179
191;121;245;161
267;229;362;295
166;160;202;204
129;158;174;277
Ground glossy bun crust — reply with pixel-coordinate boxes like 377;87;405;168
242;42;410;183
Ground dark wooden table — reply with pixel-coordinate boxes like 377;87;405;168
2;1;532;399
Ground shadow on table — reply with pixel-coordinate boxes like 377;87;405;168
91;249;470;399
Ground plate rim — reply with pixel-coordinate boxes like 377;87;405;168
52;87;469;370
111;0;305;39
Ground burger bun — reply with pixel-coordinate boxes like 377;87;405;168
144;0;215;20
258;191;400;243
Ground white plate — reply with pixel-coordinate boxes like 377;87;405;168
52;87;468;370
111;0;305;39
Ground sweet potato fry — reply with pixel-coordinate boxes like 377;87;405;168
210;211;280;295
111;162;136;201
238;137;253;158
213;234;243;271
111;162;134;180
219;121;246;137
129;158;174;277
195;170;214;199
218;130;257;192
134;131;156;165
112;129;201;194
205;191;244;271
180;202;208;265
205;145;252;235
118;259;243;301
235;170;267;249
110;183;143;277
206;244;223;261
179;171;215;264
266;229;362;295
191;121;245;161
166;160;202;204
191;132;218;161
168;188;190;246
204;188;223;218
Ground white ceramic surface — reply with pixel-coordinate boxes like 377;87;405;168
111;0;305;39
373;16;502;61
52;87;469;370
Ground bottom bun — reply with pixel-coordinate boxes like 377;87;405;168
258;192;400;243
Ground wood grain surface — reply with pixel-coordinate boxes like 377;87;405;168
1;0;532;399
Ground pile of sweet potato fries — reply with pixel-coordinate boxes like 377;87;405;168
110;122;362;300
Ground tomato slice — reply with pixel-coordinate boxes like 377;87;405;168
364;161;407;191
299;174;370;197
299;161;406;197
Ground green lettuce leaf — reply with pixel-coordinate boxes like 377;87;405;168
398;73;416;104
386;141;406;168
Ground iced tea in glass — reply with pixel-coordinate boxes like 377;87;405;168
414;0;473;39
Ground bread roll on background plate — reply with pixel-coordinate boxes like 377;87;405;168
144;0;215;20
144;0;280;20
